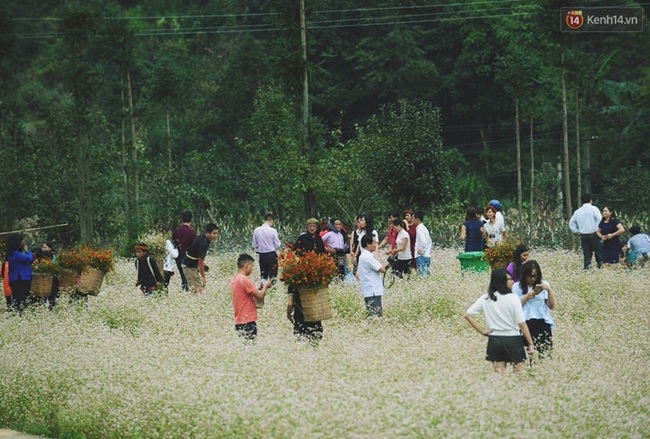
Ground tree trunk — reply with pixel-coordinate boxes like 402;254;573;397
77;124;93;242
529;116;534;232
121;77;134;244
120;0;136;245
126;66;139;238
515;96;523;242
299;0;315;217
479;124;491;176
166;109;172;171
561;52;574;248
575;88;582;203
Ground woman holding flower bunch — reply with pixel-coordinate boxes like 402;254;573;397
465;269;536;374
512;260;556;357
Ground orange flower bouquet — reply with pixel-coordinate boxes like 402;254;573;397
57;248;86;272
483;238;519;269
57;245;116;273
278;249;338;287
32;257;60;275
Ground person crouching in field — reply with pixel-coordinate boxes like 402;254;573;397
135;243;163;295
358;234;387;318
231;254;272;340
465;269;535;374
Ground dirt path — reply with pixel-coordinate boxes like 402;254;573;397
0;430;46;439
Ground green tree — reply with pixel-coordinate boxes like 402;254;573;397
242;85;304;218
353;100;462;210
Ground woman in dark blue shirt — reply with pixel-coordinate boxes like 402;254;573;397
6;233;34;311
460;207;485;252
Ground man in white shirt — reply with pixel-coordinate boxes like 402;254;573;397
413;210;432;276
358;234;387;318
252;214;282;280
569;194;603;269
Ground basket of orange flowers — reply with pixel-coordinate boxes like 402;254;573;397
278;247;338;321
57;245;115;295
76;245;115;295
31;258;59;297
483;238;519;270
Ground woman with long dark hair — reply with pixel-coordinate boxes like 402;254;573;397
512;260;556;357
6;233;34;311
353;213;378;267
465;269;535;373
506;243;530;283
460;207;485;252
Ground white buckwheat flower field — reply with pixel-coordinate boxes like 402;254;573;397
1;248;648;438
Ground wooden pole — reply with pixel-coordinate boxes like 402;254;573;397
0;223;69;237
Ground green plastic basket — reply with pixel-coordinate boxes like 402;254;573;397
456;251;490;273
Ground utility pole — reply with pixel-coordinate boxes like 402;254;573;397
299;0;314;217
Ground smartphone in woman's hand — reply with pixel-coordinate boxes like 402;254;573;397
534;284;543;294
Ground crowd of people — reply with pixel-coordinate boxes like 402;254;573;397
569;193;650;269
2;195;649;372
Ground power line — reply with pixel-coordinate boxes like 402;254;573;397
14;9;535;39
8;1;530;21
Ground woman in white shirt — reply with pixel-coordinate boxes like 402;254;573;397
465;269;535;373
387;219;412;278
483;205;506;247
511;260;556;357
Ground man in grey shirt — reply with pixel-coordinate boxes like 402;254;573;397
626;225;650;268
569;193;603;269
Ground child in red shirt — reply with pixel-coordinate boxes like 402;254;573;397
231;254;271;340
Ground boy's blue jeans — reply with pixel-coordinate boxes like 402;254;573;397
416;256;431;276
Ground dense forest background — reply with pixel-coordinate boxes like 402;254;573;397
1;0;649;250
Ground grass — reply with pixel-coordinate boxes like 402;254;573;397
0;248;649;438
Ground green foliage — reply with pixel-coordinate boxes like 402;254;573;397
1;0;648;248
352;100;462;210
313;126;387;220
242;85;305;218
94;307;145;335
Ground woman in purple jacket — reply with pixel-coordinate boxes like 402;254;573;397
6;233;34;311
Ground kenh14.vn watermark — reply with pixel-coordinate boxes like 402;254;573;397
561;7;643;32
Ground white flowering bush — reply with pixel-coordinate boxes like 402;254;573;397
0;249;649;438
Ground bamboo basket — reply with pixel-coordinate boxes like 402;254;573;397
298;284;333;321
77;267;105;296
31;272;53;297
58;268;80;294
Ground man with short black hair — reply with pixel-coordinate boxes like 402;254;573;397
413;210;432;276
172;211;197;292
569;194;603;269
183;223;219;295
252;214;282;281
